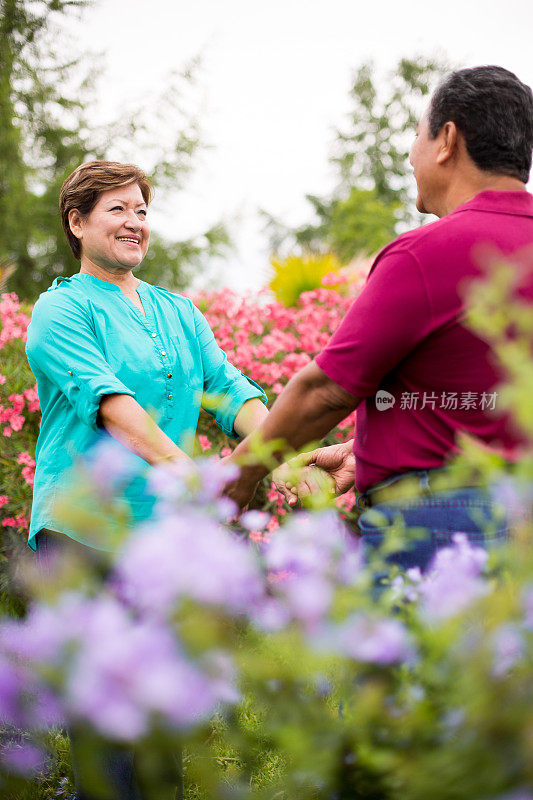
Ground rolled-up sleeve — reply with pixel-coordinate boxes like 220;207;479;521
192;304;267;437
26;293;135;431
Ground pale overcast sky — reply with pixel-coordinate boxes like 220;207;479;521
71;0;533;290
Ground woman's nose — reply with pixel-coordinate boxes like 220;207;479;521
124;210;141;229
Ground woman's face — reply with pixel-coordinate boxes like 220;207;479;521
71;182;150;271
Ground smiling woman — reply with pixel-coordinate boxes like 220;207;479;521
24;160;271;798
26;160;269;552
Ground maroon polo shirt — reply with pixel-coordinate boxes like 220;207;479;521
315;190;533;493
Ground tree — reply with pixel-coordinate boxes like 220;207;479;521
289;187;400;262
265;55;450;262
0;0;229;300
332;55;451;219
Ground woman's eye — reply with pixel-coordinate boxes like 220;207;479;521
137;210;147;217
110;206;123;212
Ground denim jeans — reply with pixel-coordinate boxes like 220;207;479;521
35;531;183;800
357;473;510;573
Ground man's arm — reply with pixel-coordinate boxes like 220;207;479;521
225;361;360;507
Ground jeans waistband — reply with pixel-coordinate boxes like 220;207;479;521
356;467;487;511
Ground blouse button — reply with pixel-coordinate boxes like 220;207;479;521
68;370;72;375
168;394;173;400
167;373;172;379
160;350;166;356
151;332;157;338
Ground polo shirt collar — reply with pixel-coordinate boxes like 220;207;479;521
452;189;533;217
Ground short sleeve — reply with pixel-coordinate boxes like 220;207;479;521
191;304;267;437
26;292;136;431
315;249;432;397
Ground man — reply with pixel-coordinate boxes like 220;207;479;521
226;66;533;571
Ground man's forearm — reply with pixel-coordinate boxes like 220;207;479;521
231;362;359;482
98;393;190;465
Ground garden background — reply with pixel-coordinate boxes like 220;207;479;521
1;1;533;798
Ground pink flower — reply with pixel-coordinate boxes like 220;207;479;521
0;375;6;385
23;386;40;413
3;428;11;438
220;446;232;458
9;414;24;432
17;451;36;468
268;570;297;584
198;435;212;453
267;484;280;503
8;394;24;414
0;495;9;508
266;517;279;532
22;467;35;488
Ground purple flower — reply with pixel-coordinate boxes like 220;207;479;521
326;614;414;665
282;574;333;627
522;585;533;631
83;436;141;495
240;510;270;531
495;792;533;800
147;457;239;510
491;477;533;525
2;592;237;741
491;625;525;677
1;740;47;775
0;653;25;726
418;534;489;620
0;648;63;730
117;512;265;616
335;540;365;586
259;511;359;628
252;597;292;632
65;614;225;739
263;511;350;576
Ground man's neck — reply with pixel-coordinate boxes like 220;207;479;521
437;174;527;218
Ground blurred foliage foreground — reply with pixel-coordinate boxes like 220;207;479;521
0;254;532;800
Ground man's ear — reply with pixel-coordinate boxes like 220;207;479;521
68;208;83;240
436;121;458;165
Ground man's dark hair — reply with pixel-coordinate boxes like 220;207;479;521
429;66;533;183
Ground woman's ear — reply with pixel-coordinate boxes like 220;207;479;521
68;208;83;240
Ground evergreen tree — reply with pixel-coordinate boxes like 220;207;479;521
0;0;229;300
265;55;450;262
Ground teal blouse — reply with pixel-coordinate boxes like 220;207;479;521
25;273;266;551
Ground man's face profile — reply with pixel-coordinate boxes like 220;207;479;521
409;107;437;215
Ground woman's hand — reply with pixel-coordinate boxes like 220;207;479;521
271;462;334;505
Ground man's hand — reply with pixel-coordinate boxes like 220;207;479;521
295;440;355;499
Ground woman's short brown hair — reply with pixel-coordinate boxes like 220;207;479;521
59;160;154;260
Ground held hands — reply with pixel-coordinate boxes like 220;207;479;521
273;440;355;505
222;440;355;511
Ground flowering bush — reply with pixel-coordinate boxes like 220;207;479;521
1;256;532;799
0;448;533;799
0;281;360;573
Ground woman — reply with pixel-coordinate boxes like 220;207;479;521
26;160;270;553
24;160;270;799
